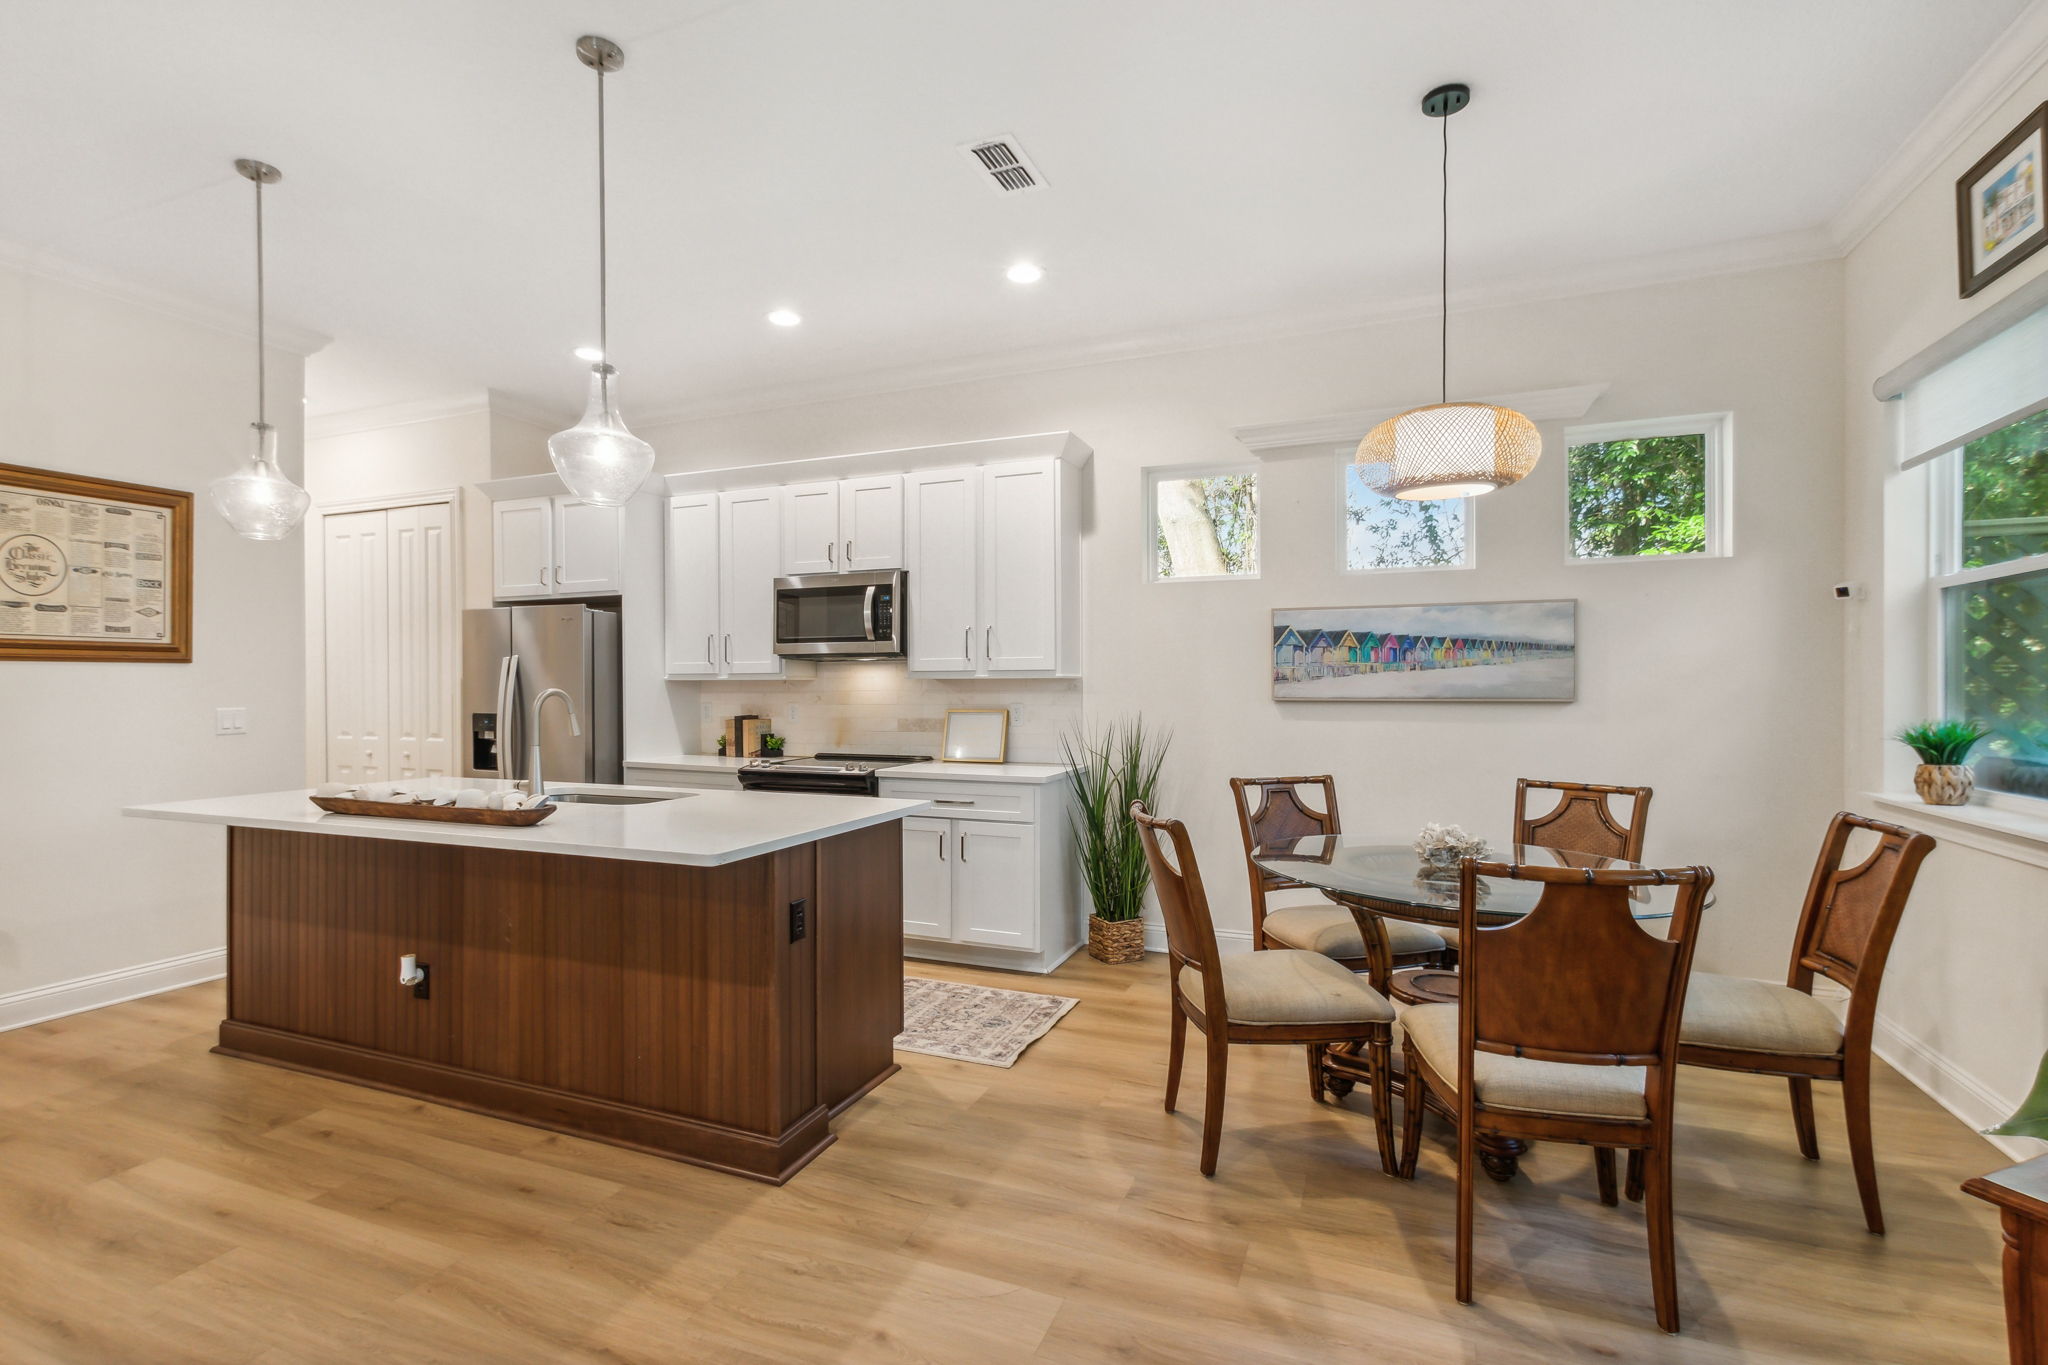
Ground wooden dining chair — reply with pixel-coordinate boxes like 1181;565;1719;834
1132;800;1401;1177
1438;779;1656;952
1400;855;1713;1333
1678;812;1935;1234
1229;775;1448;978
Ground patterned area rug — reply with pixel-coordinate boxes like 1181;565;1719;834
895;977;1080;1068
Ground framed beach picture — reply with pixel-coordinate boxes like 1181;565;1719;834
1271;600;1576;702
0;462;192;662
1958;102;2048;297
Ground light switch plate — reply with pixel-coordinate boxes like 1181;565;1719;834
214;706;248;736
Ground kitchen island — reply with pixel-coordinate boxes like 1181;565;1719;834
124;785;926;1183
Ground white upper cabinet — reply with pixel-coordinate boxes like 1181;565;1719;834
841;474;904;571
663;493;721;677
720;488;786;677
903;467;980;674
980;460;1061;673
780;481;841;576
491;494;624;600
491;497;553;599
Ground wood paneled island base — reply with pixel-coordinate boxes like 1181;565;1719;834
215;821;904;1183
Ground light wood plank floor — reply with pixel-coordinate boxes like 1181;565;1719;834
0;955;2009;1363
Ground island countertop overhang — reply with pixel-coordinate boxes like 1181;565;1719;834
124;785;931;867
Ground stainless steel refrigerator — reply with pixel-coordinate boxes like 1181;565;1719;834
462;605;622;784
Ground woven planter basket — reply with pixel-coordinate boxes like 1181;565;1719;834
1914;763;1974;806
1087;914;1147;964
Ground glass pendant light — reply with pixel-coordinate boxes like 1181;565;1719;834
1356;85;1541;501
210;159;312;540
548;35;655;507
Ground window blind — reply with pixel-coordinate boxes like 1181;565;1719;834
1893;302;2048;470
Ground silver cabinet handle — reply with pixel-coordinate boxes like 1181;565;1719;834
539;565;549;588
845;538;853;564
933;799;973;806
938;830;946;862
705;633;715;666
985;625;993;658
959;831;968;862
963;627;972;661
724;635;732;665
827;541;836;566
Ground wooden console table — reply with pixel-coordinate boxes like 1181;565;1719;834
1965;1155;2048;1363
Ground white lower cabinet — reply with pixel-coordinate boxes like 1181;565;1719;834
886;777;1078;974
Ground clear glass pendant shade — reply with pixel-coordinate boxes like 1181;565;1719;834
548;364;654;506
210;423;311;541
1355;402;1543;501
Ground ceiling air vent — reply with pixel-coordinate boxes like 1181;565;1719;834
960;136;1046;194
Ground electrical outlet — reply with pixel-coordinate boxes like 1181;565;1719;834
214;707;248;736
788;899;808;943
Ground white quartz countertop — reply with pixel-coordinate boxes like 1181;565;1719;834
123;783;930;868
880;761;1073;785
623;754;755;773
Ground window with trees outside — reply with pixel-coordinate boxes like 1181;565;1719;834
1342;458;1469;571
1149;466;1259;581
1564;414;1731;561
1934;407;2048;802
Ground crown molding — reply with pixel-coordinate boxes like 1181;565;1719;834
0;236;329;357
1233;383;1610;455
305;391;490;441
1829;0;2048;253
632;230;1833;430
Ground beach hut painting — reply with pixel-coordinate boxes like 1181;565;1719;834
1271;600;1576;701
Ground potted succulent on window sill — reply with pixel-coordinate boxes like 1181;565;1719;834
1896;719;1991;806
1061;719;1170;963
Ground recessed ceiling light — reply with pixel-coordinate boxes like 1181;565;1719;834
767;309;802;327
1005;261;1045;285
572;345;604;362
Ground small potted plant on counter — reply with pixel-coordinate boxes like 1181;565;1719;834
1061;719;1170;963
762;733;786;758
1896;718;1991;805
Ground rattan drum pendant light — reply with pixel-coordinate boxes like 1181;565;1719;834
1356;84;1541;500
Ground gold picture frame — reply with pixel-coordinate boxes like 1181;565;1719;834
942;708;1010;763
0;462;193;662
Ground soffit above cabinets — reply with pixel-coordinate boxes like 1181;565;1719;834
659;430;1093;496
1232;383;1609;457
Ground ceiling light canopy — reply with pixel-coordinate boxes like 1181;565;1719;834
767;308;802;327
572;345;604;362
547;35;655;507
1356;84;1541;502
1005;261;1044;285
210;158;312;541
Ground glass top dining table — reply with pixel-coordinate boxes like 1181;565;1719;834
1250;834;1691;930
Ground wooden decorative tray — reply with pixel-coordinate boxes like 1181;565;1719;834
309;796;556;826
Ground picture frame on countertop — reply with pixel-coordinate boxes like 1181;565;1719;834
0;462;192;662
1958;101;2048;298
942;708;1010;763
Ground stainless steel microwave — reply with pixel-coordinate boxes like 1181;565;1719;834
773;570;904;658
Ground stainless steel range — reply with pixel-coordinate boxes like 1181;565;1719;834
735;752;922;796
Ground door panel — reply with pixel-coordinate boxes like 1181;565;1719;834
493;497;553;599
721;489;784;676
954;821;1038;951
512;606;595;783
901;817;954;940
553;498;624;595
981;460;1059;672
387;502;456;780
903;467;979;674
664;495;721;677
781;481;840;576
842;474;903;571
323;509;390;785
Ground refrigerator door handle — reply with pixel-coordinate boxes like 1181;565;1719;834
502;653;522;780
491;654;513;773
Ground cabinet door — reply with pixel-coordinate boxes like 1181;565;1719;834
980;460;1060;672
901;816;955;940
720;487;785;676
552;497;625;596
903;467;980;674
780;481;841;575
664;494;722;677
322;509;390;785
841;474;903;571
492;497;554;599
385;501;456;781
954;821;1039;951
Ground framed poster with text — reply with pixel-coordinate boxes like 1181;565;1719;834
0;463;192;662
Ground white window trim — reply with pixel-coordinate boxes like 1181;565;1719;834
1144;461;1261;584
1333;446;1476;575
1561;412;1733;564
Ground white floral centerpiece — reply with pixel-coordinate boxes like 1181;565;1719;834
1414;822;1489;873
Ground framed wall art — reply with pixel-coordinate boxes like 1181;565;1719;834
1271;599;1576;702
1958;101;2048;298
0;462;193;662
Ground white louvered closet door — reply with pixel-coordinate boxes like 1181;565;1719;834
322;500;457;785
386;501;456;780
323;509;391;784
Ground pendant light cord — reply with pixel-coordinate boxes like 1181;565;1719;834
254;173;267;429
596;59;610;408
1439;109;1449;406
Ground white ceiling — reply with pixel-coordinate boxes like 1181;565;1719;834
0;0;2032;422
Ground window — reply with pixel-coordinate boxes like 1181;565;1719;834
1148;466;1259;581
1340;458;1470;571
1934;408;2048;801
1563;414;1731;561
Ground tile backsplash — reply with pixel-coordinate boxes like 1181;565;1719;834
695;663;1081;762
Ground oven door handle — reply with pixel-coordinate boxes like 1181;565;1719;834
862;585;879;641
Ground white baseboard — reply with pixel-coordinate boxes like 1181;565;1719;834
0;948;225;1033
1870;1010;2040;1163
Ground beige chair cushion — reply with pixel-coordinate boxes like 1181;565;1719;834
1401;1004;1648;1121
1680;972;1844;1058
1182;949;1396;1027
1436;925;1461;948
1262;891;1446;959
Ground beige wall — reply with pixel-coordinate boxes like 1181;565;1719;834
0;263;307;1003
1843;62;2048;1152
640;259;1847;970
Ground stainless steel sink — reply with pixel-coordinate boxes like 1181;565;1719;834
547;791;691;805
